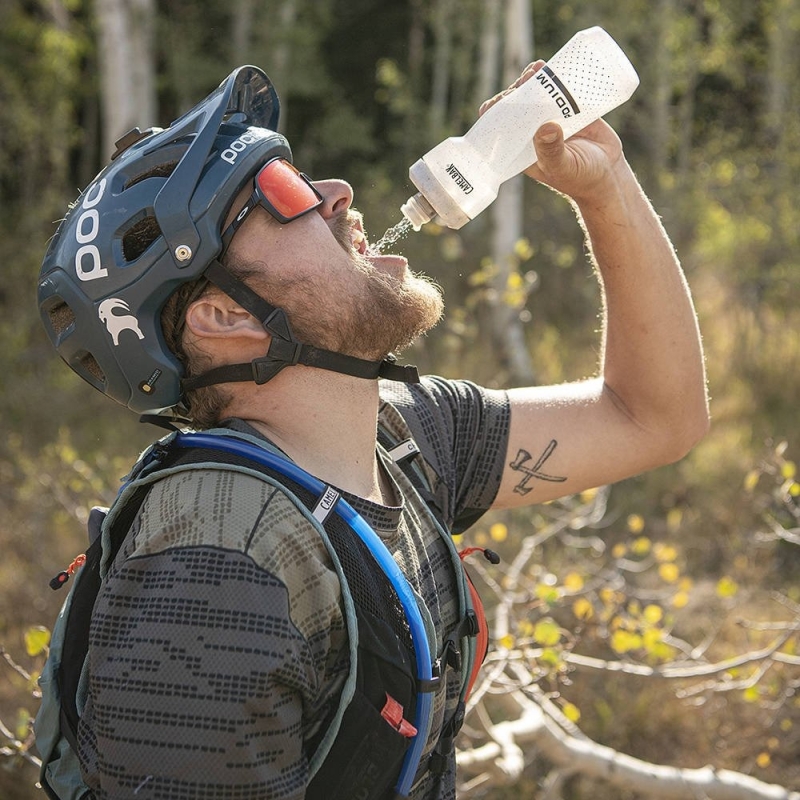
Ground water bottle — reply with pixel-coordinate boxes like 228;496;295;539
400;27;640;230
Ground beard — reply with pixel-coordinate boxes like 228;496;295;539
246;212;444;361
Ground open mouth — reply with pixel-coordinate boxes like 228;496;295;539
351;224;367;255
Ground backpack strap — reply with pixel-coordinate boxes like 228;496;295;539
378;422;497;787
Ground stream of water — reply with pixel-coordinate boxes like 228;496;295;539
367;217;413;255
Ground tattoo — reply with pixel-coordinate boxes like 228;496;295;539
509;440;567;496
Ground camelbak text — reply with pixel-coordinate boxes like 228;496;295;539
445;164;474;195
536;66;580;118
221;130;265;165
74;179;108;282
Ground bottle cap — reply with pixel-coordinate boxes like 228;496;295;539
400;192;435;231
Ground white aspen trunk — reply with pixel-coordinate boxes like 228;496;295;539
430;0;453;139
488;0;535;385
94;0;156;160
231;0;256;64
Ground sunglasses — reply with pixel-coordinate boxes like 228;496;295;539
221;157;323;250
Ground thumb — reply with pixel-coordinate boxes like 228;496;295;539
533;122;566;175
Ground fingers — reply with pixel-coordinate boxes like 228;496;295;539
479;60;546;117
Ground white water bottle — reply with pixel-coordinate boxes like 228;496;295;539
400;26;640;230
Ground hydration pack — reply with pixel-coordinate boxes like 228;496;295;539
34;428;492;799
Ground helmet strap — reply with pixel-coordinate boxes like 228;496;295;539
181;260;419;392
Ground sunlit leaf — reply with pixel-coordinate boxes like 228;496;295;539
573;598;594;620
24;626;51;657
539;648;561;667
611;629;642;653
756;752;771;769
743;470;760;492
533;619;562;646
563;572;584;591
562;702;581;723
653;543;678;562
489;522;508;543
498;634;515;650
716;576;739;598
643;605;664;624
743;685;760;703
659;563;680;583
627;515;646;535
535;584;561;605
672;591;690;609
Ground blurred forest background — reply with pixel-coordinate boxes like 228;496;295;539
1;0;799;798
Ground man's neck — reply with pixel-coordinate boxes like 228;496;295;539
222;367;388;502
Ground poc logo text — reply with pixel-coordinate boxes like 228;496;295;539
74;179;108;282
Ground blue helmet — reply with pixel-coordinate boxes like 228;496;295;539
37;66;289;415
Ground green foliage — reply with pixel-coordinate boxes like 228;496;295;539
2;0;800;797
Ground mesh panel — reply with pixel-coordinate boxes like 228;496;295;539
47;300;75;335
169;448;415;653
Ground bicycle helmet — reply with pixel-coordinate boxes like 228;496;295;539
38;65;417;421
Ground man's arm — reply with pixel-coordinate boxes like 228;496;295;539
490;69;709;509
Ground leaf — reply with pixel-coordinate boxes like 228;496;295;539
716;576;739;598
743;685;760;703
562;572;584;591
489;522;508;542
756;752;771;769
743;469;760;492
671;591;690;609
573;597;594;620
631;535;651;555
562;702;581;723
611;630;642;654
498;634;515;650
643;605;664;624
538;648;561;667
24;626;51;657
535;584;561;605
653;543;678;562
658;563;680;583
627;515;646;535
533;618;562;646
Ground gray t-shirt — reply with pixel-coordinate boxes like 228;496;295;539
77;377;510;799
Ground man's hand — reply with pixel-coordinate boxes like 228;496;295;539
480;61;625;203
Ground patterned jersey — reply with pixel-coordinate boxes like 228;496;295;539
77;376;510;799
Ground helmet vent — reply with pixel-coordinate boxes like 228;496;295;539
80;352;105;383
48;300;76;335
122;215;162;262
123;160;178;191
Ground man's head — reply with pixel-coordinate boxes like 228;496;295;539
38;66;442;427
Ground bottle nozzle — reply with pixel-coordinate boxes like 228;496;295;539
400;192;436;231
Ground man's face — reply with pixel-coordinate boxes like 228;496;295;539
226;175;444;361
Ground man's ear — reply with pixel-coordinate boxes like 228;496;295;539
184;294;268;341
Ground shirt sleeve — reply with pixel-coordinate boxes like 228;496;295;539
379;376;510;532
77;469;347;799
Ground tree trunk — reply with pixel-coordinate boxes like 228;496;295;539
486;0;536;386
429;0;453;139
94;0;156;160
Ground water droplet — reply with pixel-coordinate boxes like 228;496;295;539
368;217;413;255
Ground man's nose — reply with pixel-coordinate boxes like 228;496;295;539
313;179;353;218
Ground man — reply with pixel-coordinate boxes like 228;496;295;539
37;62;708;799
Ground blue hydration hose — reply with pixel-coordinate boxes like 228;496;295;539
174;432;432;796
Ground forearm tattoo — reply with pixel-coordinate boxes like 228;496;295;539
509;440;567;495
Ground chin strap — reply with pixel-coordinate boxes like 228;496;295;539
181;260;420;392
